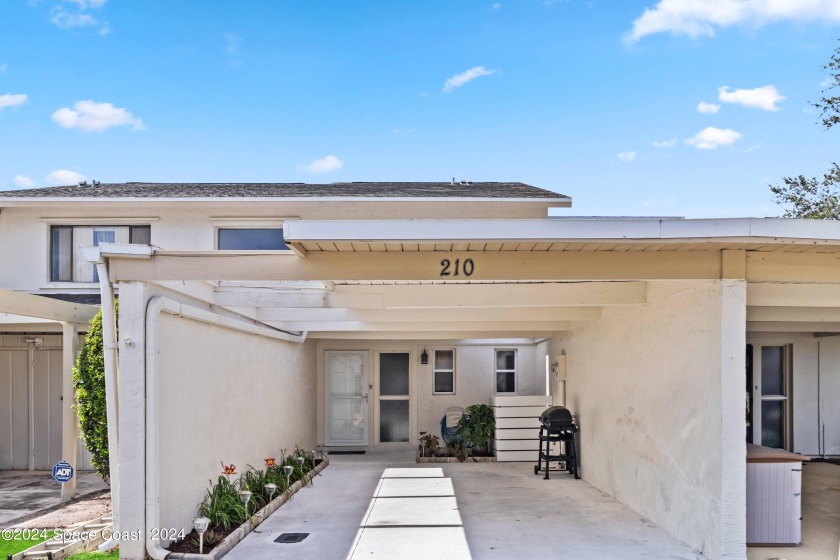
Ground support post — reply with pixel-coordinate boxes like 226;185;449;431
60;321;79;501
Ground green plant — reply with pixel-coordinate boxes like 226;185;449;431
239;466;270;512
456;404;495;450
191;529;220;550
198;475;247;531
418;433;440;457
73;302;117;481
447;440;468;461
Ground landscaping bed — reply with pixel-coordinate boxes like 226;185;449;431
166;451;327;560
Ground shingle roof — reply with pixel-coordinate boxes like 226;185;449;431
0;182;568;200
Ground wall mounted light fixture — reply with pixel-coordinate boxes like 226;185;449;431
421;349;429;364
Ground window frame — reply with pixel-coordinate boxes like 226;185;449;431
215;227;291;251
432;348;456;395
494;348;518;395
48;224;151;284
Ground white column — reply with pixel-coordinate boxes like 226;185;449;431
60;321;79;501
720;279;747;559
115;282;148;560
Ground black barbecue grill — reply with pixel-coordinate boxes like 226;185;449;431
534;406;579;480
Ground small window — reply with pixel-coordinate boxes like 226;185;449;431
218;228;288;250
495;349;517;394
433;349;455;394
50;225;149;283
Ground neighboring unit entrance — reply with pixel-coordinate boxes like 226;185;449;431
0;339;93;471
325;351;368;446
377;352;410;443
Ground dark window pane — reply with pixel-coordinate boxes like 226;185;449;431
218;228;288;250
130;225;151;245
380;400;409;442
761;346;785;396
761;400;785;449
435;350;454;370
50;226;72;282
434;371;454;393
496;371;516;393
496;350;515;370
380;353;409;396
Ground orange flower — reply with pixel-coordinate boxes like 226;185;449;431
222;463;236;476
264;458;276;467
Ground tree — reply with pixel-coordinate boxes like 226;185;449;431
73;302;116;481
770;43;840;218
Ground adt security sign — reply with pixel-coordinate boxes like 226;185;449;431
52;461;74;483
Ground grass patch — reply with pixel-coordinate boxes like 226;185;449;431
68;550;119;559
0;536;46;557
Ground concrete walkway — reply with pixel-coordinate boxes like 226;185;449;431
226;446;702;560
0;470;109;528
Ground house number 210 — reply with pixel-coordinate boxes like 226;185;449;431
440;258;474;277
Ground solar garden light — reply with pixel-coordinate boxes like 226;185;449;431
238;490;252;517
265;482;277;501
296;455;305;469
193;516;211;554
283;464;294;490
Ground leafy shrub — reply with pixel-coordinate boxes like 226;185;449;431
73;303;117;481
456;404;495;449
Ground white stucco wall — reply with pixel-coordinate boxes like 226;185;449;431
115;282;317;559
155;313;317;533
0;201;550;292
544;280;746;560
315;340;541;446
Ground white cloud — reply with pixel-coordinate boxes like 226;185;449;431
442;66;497;93
46;169;87;185
12;175;35;188
52;100;144;132
392;128;416;134
697;101;720;114
63;0;107;8
0;63;7;74
718;85;785;111
626;0;840;43
617;151;637;162
652;138;677;148
302;155;343;174
0;93;27;110
224;33;242;54
50;9;98;29
685;126;742;150
491;2;502;9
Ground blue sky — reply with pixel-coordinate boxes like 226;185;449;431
1;1;839;217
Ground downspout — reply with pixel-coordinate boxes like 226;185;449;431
93;260;121;552
145;296;306;559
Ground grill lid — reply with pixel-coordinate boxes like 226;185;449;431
539;406;575;426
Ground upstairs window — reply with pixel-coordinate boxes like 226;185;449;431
50;225;151;282
433;349;456;394
495;349;517;394
217;228;288;251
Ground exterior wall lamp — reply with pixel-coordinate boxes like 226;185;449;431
421;349;428;364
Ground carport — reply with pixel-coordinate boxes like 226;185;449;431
95;217;840;560
0;288;97;500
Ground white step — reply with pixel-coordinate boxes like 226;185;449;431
493;406;549;418
493;439;540;451
496;417;542;429
492;395;552;407
495;428;541;439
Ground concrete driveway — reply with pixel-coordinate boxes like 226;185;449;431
226;446;703;560
0;470;109;527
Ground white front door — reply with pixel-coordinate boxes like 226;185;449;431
326;351;368;446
